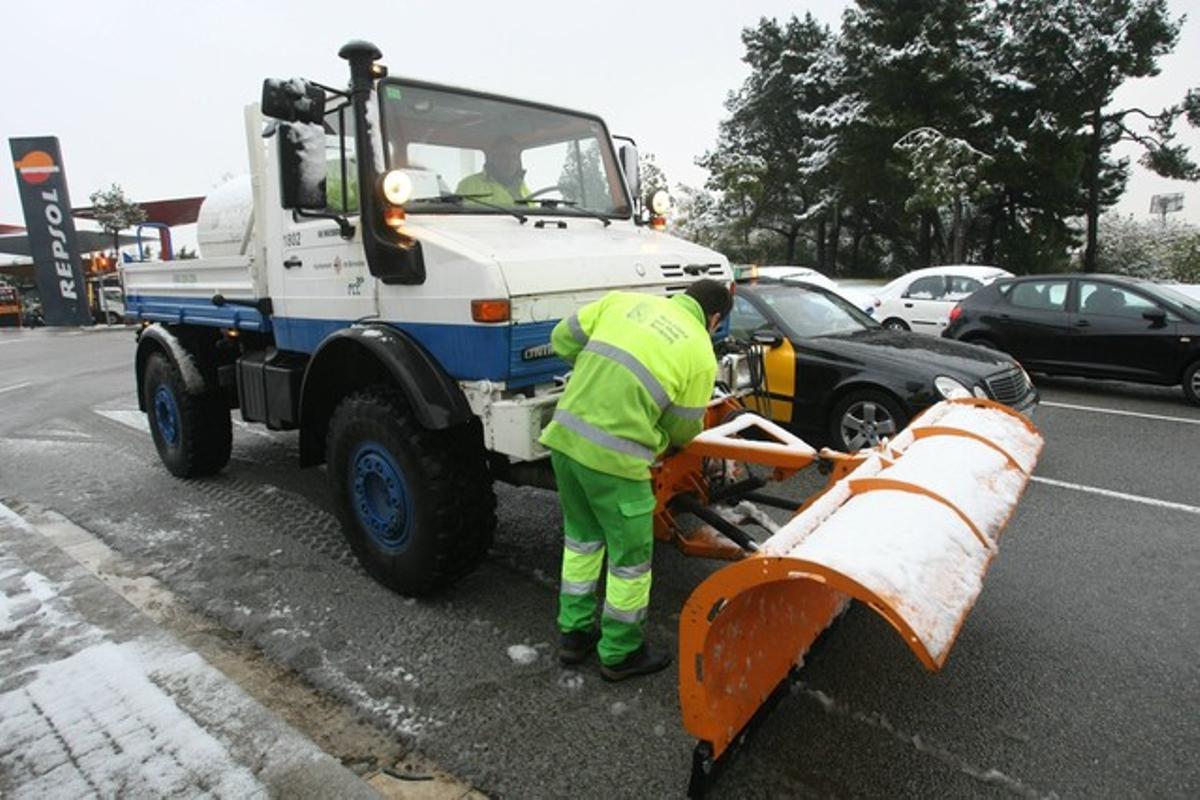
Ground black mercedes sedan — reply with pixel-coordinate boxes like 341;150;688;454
942;274;1200;406
729;279;1039;451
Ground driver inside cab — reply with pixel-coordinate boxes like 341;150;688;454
455;135;531;206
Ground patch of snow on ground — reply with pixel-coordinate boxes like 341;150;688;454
0;641;264;798
557;671;584;691
0;501;35;532
507;644;539;665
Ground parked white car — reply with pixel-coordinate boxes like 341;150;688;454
871;265;1012;334
748;266;876;313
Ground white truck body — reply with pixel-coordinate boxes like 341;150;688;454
124;99;730;463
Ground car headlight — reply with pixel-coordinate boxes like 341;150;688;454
972;385;989;399
935;375;972;399
719;353;754;391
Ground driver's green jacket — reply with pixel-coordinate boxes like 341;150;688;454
454;172;530;206
539;292;717;480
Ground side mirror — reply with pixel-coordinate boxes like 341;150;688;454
261;77;326;124
1143;308;1168;327
619;143;640;209
278;122;328;210
752;329;784;348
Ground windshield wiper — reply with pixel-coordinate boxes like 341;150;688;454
409;193;527;224
515;198;612;227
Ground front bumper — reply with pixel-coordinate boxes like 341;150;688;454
1011;385;1039;418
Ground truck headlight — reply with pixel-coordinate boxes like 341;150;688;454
935;375;971;399
972;385;989;399
649;189;671;215
381;170;413;206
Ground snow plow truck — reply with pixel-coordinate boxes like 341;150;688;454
122;41;1044;796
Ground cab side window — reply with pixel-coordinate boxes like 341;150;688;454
904;275;947;300
729;294;769;339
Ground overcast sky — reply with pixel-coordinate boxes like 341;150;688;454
2;0;1198;249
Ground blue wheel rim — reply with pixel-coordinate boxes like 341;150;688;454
350;441;411;552
154;384;180;446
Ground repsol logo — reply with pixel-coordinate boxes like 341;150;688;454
521;342;556;361
37;187;78;301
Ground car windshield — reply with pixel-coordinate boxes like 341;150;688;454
1150;284;1200;317
754;284;878;338
378;80;630;218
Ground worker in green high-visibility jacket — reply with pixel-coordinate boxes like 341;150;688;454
455;135;530;207
540;279;732;681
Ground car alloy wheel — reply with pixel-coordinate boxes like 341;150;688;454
839;399;898;450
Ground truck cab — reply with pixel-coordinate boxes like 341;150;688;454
122;41;731;594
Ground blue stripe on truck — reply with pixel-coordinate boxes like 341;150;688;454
125;293;271;331
128;294;565;388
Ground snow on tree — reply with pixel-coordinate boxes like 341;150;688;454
89;184;147;259
893;127;994;263
1000;0;1195;272
1096;213;1200;282
703;14;843;268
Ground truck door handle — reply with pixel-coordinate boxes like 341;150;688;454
1073;319;1089;327
904;302;914;308
283;256;302;270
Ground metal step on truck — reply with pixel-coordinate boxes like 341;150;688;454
122;40;734;594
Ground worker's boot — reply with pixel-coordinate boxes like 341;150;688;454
559;628;599;666
599;645;672;682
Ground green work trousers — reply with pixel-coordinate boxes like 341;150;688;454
551;449;657;665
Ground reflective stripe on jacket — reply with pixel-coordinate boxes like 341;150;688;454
539;292;716;480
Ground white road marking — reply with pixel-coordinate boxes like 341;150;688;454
1041;400;1200;425
0;381;32;395
1031;476;1200;516
94;408;150;434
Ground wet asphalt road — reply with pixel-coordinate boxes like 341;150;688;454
1;326;1197;798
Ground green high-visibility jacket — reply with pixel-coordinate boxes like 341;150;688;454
455;172;530;207
539;292;717;480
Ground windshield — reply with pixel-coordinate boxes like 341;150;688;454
378;80;631;218
754;284;878;338
1150;284;1200;318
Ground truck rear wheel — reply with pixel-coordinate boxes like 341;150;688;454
326;385;496;595
143;351;232;477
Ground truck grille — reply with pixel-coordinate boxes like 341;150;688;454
659;263;724;279
986;367;1031;406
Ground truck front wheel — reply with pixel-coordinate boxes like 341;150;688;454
142;351;232;477
326;386;496;595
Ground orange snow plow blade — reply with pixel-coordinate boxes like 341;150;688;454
675;399;1043;793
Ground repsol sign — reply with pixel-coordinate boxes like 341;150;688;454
9;137;91;326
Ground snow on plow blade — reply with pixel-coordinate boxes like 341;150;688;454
679;399;1043;783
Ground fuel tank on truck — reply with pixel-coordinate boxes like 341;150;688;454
196;175;254;258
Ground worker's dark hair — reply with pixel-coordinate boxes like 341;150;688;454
685;279;733;321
